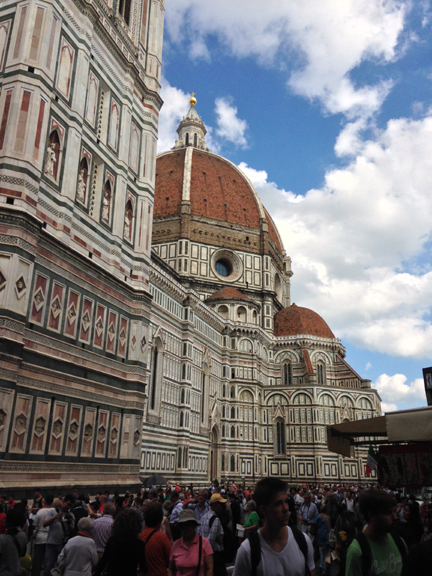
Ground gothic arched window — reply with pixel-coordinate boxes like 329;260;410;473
231;426;235;438
317;363;326;385
275;418;285;455
179;412;184;427
185;133;189;146
231;407;235;419
150;347;158;410
119;0;131;25
194;133;198;147
230;455;235;472
283;362;293;386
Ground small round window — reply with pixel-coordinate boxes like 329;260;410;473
215;259;232;277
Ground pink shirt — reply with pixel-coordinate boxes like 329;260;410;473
169;533;212;576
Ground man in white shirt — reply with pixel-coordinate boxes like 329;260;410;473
299;493;318;537
234;478;315;576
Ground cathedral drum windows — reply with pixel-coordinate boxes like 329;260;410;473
211;249;243;282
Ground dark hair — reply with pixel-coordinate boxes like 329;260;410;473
145;503;163;527
5;508;25;529
112;509;142;541
253;478;288;510
171;492;179;501
64;494;75;504
45;494;54;506
359;489;397;522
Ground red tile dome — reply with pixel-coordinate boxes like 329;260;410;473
154;148;284;255
206;287;250;302
274;303;335;338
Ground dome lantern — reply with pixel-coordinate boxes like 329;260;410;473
173;93;210;151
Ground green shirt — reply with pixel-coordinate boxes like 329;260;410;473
345;532;406;576
244;511;259;529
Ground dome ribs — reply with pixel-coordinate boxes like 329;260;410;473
274;304;335;339
190;152;261;227
154;150;185;218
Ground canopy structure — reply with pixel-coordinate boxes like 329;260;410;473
327;406;432;457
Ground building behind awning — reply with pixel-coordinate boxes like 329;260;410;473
327;406;432;458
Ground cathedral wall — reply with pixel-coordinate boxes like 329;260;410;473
143;258;380;486
0;0;163;490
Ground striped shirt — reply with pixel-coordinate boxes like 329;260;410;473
92;515;114;554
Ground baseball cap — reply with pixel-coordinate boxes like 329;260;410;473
210;493;227;504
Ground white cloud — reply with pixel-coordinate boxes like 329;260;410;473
381;402;398;413
158;81;190;153
158;81;246;153
165;0;406;118
240;111;432;358
214;98;248;148
365;362;372;371
374;373;426;406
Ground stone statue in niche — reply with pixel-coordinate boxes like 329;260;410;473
102;185;111;223
44;143;56;176
76;169;86;203
124;202;133;239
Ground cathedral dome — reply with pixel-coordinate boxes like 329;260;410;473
205;287;251;302
154;149;284;253
153;97;285;257
274;303;335;339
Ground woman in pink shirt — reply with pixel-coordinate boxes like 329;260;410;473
168;510;213;576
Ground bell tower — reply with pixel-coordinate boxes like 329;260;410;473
0;0;165;489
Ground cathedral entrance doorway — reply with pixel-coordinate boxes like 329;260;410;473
210;426;219;481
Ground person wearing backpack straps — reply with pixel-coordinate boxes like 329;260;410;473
168;509;213;576
233;477;315;576
345;488;407;576
139;503;171;576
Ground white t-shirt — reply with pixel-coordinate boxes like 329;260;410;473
233;527;315;576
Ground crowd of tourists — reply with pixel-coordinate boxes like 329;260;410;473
0;479;430;576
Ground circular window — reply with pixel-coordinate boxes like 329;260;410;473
211;249;243;282
215;259;232;277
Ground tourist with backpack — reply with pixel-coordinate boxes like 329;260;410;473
345;488;407;576
233;478;314;576
168;509;213;576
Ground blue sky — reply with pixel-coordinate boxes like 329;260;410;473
157;0;432;413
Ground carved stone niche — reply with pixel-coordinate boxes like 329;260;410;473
34;416;46;436
52;419;63;438
84;423;93;441
14;413;27;435
69;420;79;438
111;427;118;443
15;275;26;299
97;425;106;442
133;429;140;445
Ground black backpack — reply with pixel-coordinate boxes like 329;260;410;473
209;514;237;563
249;527;311;576
355;531;407;575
